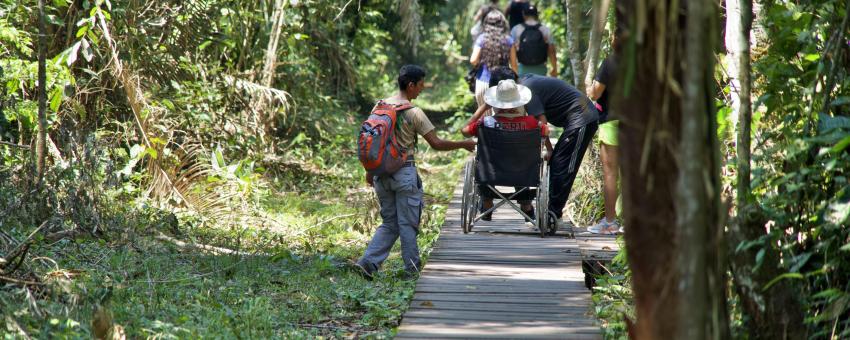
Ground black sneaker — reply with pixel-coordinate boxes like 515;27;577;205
480;207;492;221
351;262;373;281
522;207;535;222
400;270;420;281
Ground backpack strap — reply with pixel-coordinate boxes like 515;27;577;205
391;102;417;152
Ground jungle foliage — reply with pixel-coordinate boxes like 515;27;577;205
0;0;484;337
0;0;848;339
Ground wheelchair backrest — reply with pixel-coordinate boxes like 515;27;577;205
475;126;542;187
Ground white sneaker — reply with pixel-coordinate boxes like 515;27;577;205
589;219;620;235
587;219;610;234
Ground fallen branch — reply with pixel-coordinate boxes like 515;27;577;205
293;213;361;238
44;229;86;242
0;140;31;149
1;220;51;274
154;232;255;256
0;275;43;286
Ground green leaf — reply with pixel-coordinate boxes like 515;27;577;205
144;147;158;159
831;96;850;107
818;113;850;134
763;272;804;291
827;201;850;225
81;39;93;62
840;243;850;252
803;53;820;62
75;25;89;38
49;87;63;112
161;99;175;110
753;248;766;272
812;288;843;300
829;135;850;153
66;41;81;66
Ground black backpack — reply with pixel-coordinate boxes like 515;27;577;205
517;24;548;65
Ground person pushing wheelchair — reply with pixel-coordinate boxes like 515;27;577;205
462;78;553;222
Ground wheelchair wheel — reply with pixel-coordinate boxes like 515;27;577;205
536;160;550;238
461;158;475;234
546;210;558;236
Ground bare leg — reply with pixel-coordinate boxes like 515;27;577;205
600;143;619;222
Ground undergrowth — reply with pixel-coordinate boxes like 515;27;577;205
1;126;467;338
591;239;633;340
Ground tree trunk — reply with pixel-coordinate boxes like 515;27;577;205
614;1;684;338
615;0;730;338
258;0;286;142
678;0;730;339
583;0;611;91
35;0;48;184
399;0;421;59
564;0;584;86
725;0;808;337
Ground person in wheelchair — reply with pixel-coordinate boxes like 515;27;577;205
461;79;553;221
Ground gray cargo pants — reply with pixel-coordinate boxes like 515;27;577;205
357;165;424;274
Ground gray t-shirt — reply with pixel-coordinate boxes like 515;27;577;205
520;74;599;130
510;20;553;47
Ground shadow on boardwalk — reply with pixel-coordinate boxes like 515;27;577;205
396;182;617;339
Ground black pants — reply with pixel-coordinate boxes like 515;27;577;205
549;122;598;218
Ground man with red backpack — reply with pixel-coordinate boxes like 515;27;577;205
355;65;475;281
510;5;557;77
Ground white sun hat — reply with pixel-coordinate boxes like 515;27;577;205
483;79;532;109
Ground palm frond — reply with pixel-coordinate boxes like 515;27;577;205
223;75;290;109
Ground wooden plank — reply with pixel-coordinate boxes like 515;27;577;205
396;178;601;338
410;292;591;305
410;300;588;315
414;285;588;294
397;319;602;338
403;309;598;322
395;332;601;340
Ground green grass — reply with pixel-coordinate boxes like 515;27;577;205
1;131;468;338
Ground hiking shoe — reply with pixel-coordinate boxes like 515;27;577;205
479;204;493;221
400;270;420;282
522;207;535;222
352;262;374;281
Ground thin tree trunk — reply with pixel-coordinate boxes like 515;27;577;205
259;0;286;142
35;0;48;184
725;0;808;337
583;0;611;90
565;0;584;86
678;0;729;338
819;4;850;114
614;1;684;338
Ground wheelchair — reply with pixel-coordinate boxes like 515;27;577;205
460;125;559;237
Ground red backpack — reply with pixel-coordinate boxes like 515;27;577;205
358;101;414;177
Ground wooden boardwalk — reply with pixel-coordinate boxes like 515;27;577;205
396;183;618;339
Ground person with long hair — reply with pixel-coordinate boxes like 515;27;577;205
470;0;501;41
470;11;518;107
